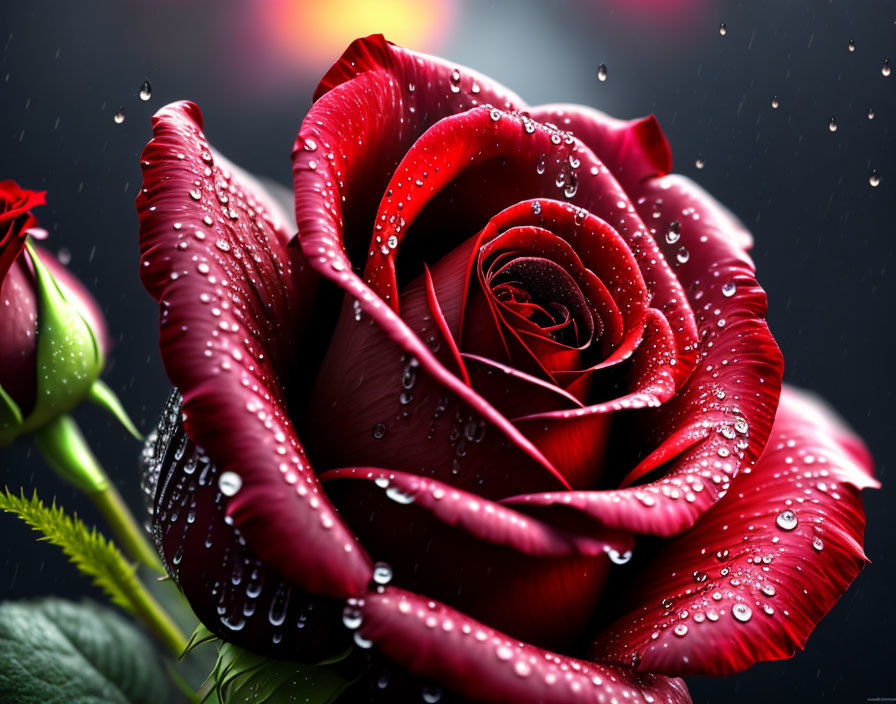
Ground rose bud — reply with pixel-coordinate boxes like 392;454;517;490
138;37;877;703
1;180;157;568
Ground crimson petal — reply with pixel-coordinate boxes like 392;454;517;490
320;467;630;558
355;587;692;704
138;101;371;597
143;392;348;657
590;386;877;676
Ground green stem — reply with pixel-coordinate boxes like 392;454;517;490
122;566;189;659
87;485;165;574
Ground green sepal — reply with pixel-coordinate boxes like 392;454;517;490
0;382;23;429
201;640;355;704
88;378;143;441
0;241;103;446
33;414;109;492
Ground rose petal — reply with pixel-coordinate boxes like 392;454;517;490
304;292;569;498
138;101;371;597
144;392;348;657
590;386;877;676
320;467;630;558
356;587;692;704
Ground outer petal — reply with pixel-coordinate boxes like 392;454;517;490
138;101;371;597
355;587;692;704
590;386;877;676
319;467;631;558
142;392;348;658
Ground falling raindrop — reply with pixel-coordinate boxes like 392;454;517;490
113;107;125;124
869;169;880;187
883;59;891;77
829;116;838;132
597;64;608;82
139;78;152;101
771;96;779;109
695;155;705;169
868;108;875;120
848;39;855;53
719;22;727;36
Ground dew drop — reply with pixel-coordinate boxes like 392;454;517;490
673;624;688;637
597;63;608;82
665;220;681;244
342;605;363;629
676;246;690;264
812;536;824;551
372;423;386;439
353;631;373;648
139;78;152;101
218;471;242;496
531;201;542;215
608;549;632;565
373;562;393;585
721;281;737;297
422;685;443;703
113;108;125;124
732;603;752;622
776;509;798;531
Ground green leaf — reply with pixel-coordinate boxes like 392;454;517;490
0;598;170;704
0;489;140;614
203;641;354;704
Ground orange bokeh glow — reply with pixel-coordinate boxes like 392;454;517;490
261;0;455;70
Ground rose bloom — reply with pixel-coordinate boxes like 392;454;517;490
0;180;108;450
138;36;877;703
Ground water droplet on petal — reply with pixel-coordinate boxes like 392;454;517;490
373;562;393;585
812;536;824;551
218;471;242;496
372;423;386;439
732;603;752;622
722;281;737;297
776;510;798;531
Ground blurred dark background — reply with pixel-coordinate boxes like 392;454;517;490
1;1;893;702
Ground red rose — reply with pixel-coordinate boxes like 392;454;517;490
0;181;111;452
138;36;877;703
